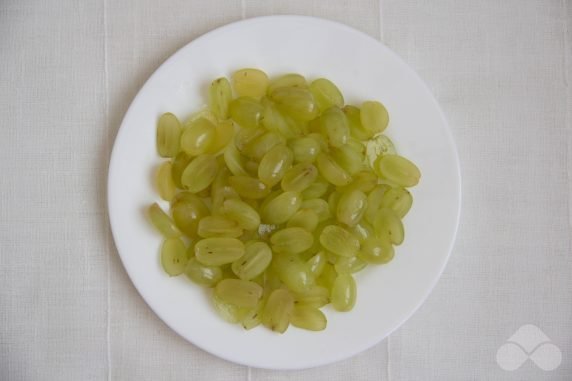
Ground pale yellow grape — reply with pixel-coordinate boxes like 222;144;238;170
360;100;389;135
261;98;300;138
288;136;321;163
291;306;327;331
293;285;329;308
198;216;242;238
336;189;368;227
331;145;365;175
310;78;344;111
181;154;218;193
208;77;232;120
350;220;375;243
258;190;282;213
228;176;271;199
229;97;264;129
306;251;327;277
223;199;260;231
180;117;216;156
260;191;302;225
262;288;294;333
319;225;360;257
232;68;269;98
195;237;245;266
376;154;421;187
244;160;259;177
215;278;263;308
281;163;318;193
157;112;181;157
270;227;313;254
267;73;307;94
207;120;235;154
211;293;251;323
232;241;272;280
373;208;404;245
149;203;181;238
328;191;341;216
301;198;331;222
308;132;329;152
301;178;330;199
269;87;319;122
331;274;356;312
257;145;293;186
343;105;372;140
358;237;394;264
335;255;367;274
287;209;319;232
347;137;365;153
381;187;413;218
316;153;352;186
365;184;391;224
156;161;176;201
171;152;192;189
234;127;265;152
242;131;285;161
339;171;378;194
161;238;187;276
223;143;248;176
171;192;208;237
185;258;222;287
319;106;349;147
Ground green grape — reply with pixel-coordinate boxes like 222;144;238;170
207;120;235;154
232;68;269;98
223;143;248;176
376;154;420;187
301;178;330;199
269;87;319;122
215;278;263;308
180;117;216;156
331;145;364;175
231;241;272;280
241;301;264;330
198;216;243;238
222;199;261;231
148;203;181;238
331;274;356;312
195;237;245;266
228;176;271;199
280;163;318;193
262;288;294;333
161;238;187;276
306;251;327;277
242;131;285;161
310;78;344;111
336;189;368;227
365;134;396;168
270;227;314;254
319;106;349;148
171;192;209;237
328;191;341;216
343;105;372;140
360;100;389;135
316;262;337;292
181;154;218;193
380;187;413;218
171;152;192;188
210;167;238;215
338;171;378;194
350;220;375;243
291;306;327;331
373;208;404;245
244;160;259;177
258;190;282;213
288;136;321;163
157;112;181;157
335;255;367;274
156;161;176;201
267;73;307;94
316;153;352;186
208;77;232;120
365;184;391;224
261;191;302;225
234;127;265;152
287;209;319;232
347;137;365;153
272;254;315;293
358;237;394;264
308;132;329;152
293;285;329;308
319;225;360;257
229;97;264;129
301;198;331;222
211;293;252;323
257;145;293;186
261;98;300;138
185;258;222;287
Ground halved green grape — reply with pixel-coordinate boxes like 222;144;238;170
185;258;222;287
262;288;294;333
161;238;187;276
261;191;302;225
310;78;344;111
331;273;356;312
316;262;337;292
181;154;218;193
365;134;396;168
211;293;252;323
373;208;404;245
365;184;391;224
291;306;327;331
257;145;293;186
380;187;413;218
208;77;232;120
350;220;375;243
157;112;181;157
156;161;176;201
267;73;307;94
223;199;261;231
301;198;331;222
171;152;192;189
195;237;245;266
293;285;329;308
336;189;368;227
301;178;330;199
198;216;243;238
180;117;216;156
210;167;238;215
270;227;314;254
223;143;248;176
328;191;341;216
215;278;263;308
232;68;269;98
319;225;360;257
331;145;364;175
358;237;394;264
149;203;181;238
287;208;319;232
231;241;272;280
272;254;314;293
316;153;352;186
171;192;209;237
335;255;367;274
229;97;264;129
242;131;285;161
338;171;378;194
376;154;420;187
343;105;372;140
241;301;264;330
269;87;319;122
207;120;235;154
360;100;389;135
229;176;271;199
306;251;327;277
261;98;301;138
288;136;321;163
280;163;318;193
320;106;349;148
235;127;265;152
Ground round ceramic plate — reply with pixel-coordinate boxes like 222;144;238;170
108;15;461;370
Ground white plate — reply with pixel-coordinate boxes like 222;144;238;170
108;15;461;370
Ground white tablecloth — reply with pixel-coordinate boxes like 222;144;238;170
1;0;571;380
